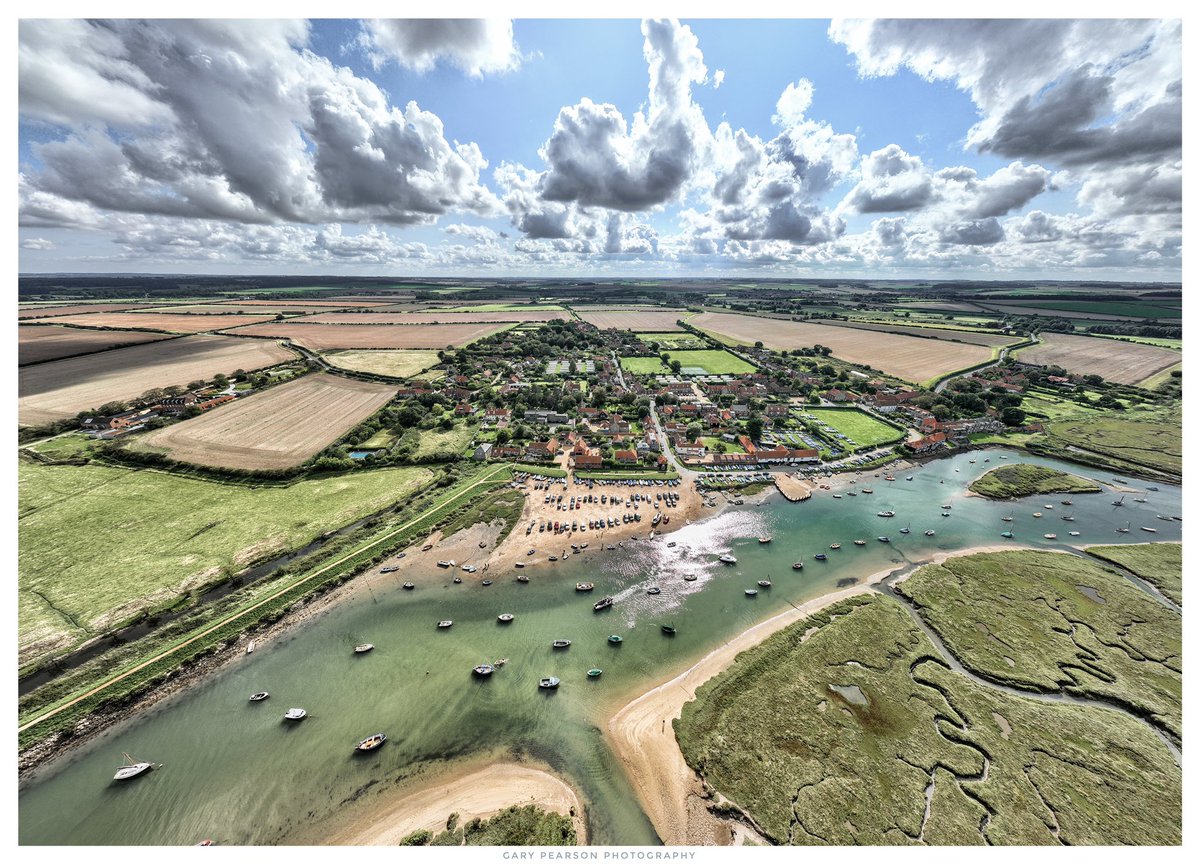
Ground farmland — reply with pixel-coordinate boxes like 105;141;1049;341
576;309;689;331
990;299;1181;319
18;325;171;365
18;335;296;426
636;332;709;349
227;321;511;350
135;373;396;470
35;311;278;333
220;298;394;308
692;311;993;383
18;302;155;320
802;407;905;449
304;310;569;324
1016;332;1180;385
323;349;440;378
821;319;1023;347
18;459;434;665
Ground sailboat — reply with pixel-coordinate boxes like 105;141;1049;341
1112;496;1125;507
1001;511;1014;522
899;523;911;535
1116;521;1131;534
113;753;155;782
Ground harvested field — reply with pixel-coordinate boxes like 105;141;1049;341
136;373;396;470
822;319;1022;347
17;302;155;320
18;325;171;365
323;349;441;378
228;321;510;350
576;310;688;331
1016;332;1180;385
692;311;992;383
18;335;295;425
39;312;277;333
304;310;568;324
219;298;394;308
140;303;333;315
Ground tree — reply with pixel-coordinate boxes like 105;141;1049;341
1000;406;1027;426
660;352;670;364
495;429;511;445
669;360;682;374
686;423;703;440
746;417;764;441
754;340;764;349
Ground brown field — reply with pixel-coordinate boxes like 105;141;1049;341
19;325;172;365
821;319;1022;347
17;302;156;320
323;349;441;378
18;335;295;425
38;311;278;333
1015;332;1180;385
228;321;510;350
135;373;396;470
576;309;688;331
304;310;568;324
220;298;394;308
139;304;331;315
691;311;993;382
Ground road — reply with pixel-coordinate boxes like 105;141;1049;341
934;335;1034;393
610;350;628;390
647;399;695;480
19;463;512;734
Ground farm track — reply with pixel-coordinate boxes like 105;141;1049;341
18;463;512;734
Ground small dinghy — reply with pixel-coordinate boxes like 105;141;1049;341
576;582;595;592
661;625;677;636
473;664;495;677
830;542;842;549
593;597;614;611
683;573;698;581
814;553;828;561
354;733;387;753
744;589;758;596
497;613;515;623
924;530;935;537
1069;531;1081;536
539;677;561;689
403;582;415;590
481;579;493;586
283;708;307;721
452;576;463;584
551;639;572;649
249;691;270;702
1043;533;1057;539
608;634;624;644
646;586;661;595
792;561;804;569
757;579;771;588
587;668;603;679
516;574;530;583
853;540;866;546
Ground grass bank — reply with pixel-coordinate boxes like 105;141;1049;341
1085;542;1182;606
967;463;1102;499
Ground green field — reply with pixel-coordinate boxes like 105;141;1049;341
701;436;744;454
360;429;397;449
676;589;1180;844
400;422;478;460
968;463;1102;498
324;349;440;378
18;460;434;665
804;407;905;449
1000;300;1181;319
1092;333;1183;349
1086;543;1182;606
1019;391;1112;421
635;333;709;350
619;356;668;375
25;433;101;461
663;349;756;374
895;549;1181;741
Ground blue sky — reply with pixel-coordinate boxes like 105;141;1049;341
17;18;1182;279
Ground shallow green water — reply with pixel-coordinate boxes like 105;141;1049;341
18;450;1181;845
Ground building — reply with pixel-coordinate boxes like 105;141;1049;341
907;432;948;453
573;453;602;469
676;439;707;459
473;443;494;461
492;444;524;459
524;409;570;425
823;388;860;403
729;403;750;418
157;394;198;414
454;402;474;416
614;449;638;465
765;404;789;418
524;438;560;460
737;435;758;454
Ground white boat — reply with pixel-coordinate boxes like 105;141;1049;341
718;553;737;564
283;708;307;721
757;536;772;544
113;754;154;782
246;640;255;655
354;643;374;654
1141;526;1158;533
744;589;758;596
924;530;935;536
1069;531;1081;536
437;620;453;629
1044;533;1057;539
539;677;560;689
497;613;515;623
551;639;572;649
248;691;270;702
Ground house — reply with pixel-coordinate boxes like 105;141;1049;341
484;407;511;424
872;391;918;412
765;404;789;418
85;407;157;431
614;449;638;465
492;444;524;459
730;403;750;419
524;439;560;460
574;453;603;469
737;435;758;454
755;446;820;464
675;439;707;459
196;394;236;411
524;409;570;425
680;403;699;415
395;386;432;398
823;388;860;403
473;442;494;461
642;431;661;452
907;432;948;453
454;402;474;416
712;453;757;468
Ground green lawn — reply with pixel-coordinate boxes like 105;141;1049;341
701;436;744;454
676;589;1180;844
665;349;756;374
26;433;100;461
805;407;905;449
18;460;434;665
968;463;1102;498
360;429;397;449
619;356;667;375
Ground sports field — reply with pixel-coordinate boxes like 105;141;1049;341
18;325;171;365
18;335;296;425
136;373;396;470
18;460;433;665
804;407;904;448
692;312;991;382
227;322;511;350
323;349;441;378
665;349;756;374
1016;332;1180;385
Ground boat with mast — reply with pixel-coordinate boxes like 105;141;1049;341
113;753;155;782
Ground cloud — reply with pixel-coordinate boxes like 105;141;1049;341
846;144;933;213
712;69;725;89
19;19;501;228
357;19;520;77
20;237;55;250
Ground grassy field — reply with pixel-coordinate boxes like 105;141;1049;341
1029;409;1181;480
1000;300;1180;319
1092;333;1183;349
400;422;477;460
894;550;1181;741
804;407;905;449
1136;362;1182;392
701;436;744;453
619;356;668;375
134;373;397;470
968;464;1102;498
25;433;103;461
324;349;440;378
18;460;434;666
360;429;397;449
1085;543;1182;606
401;805;576;846
676;592;1180;844
664;349;756;374
1018;391;1113;421
636;332;709;349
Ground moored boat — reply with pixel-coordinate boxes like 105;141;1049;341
593;596;614;611
354;733;387;753
473;663;495;677
497;613;515;623
744;589;758;596
283;708;307;721
482;579;493;586
646;586;661;595
516;574;529;583
608;634;623;644
1043;533;1057;539
576;582;594;592
830;543;842;550
1141;526;1158;533
403;582;415;590
877;536;891;543
661;624;676;636
877;510;895;518
814;553;828;561
924;530;935;536
1001;530;1013;538
853;539;866;546
249;691;270;702
354;643;374;654
552;639;572;649
587;668;603;678
539;677;560;689
792;560;804;569
757;579;771;588
718;553;737;564
758;536;772;544
437;620;453;629
113;754;154;782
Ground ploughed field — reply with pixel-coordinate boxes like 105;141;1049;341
18;335;295;426
691;311;993;383
32;311;278;333
135;373;396;470
576;309;689;331
303;310;569;324
17;460;434;666
1016;332;1180;386
17;302;156;320
18;325;171;365
226;321;510;350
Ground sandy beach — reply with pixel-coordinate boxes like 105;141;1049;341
318;760;587;845
603;542;1029;845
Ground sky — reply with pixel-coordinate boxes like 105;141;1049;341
15;16;1183;280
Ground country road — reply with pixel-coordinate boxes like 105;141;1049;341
933;334;1036;393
